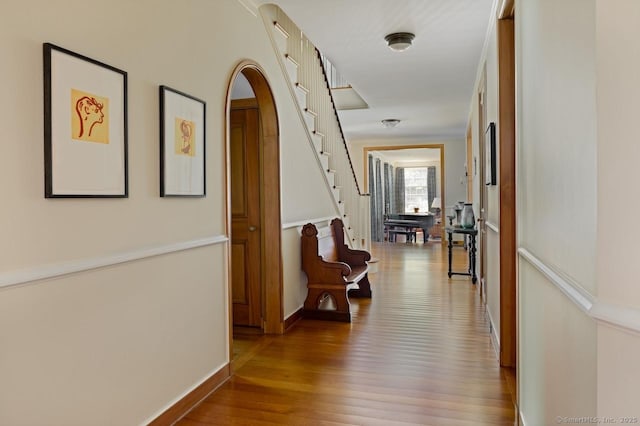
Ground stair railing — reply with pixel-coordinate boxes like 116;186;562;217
264;5;371;249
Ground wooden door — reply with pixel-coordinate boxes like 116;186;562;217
230;105;262;328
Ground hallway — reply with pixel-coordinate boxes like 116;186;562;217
179;242;516;425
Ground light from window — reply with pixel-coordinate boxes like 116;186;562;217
404;167;431;213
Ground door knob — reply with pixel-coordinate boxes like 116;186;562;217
249;226;257;232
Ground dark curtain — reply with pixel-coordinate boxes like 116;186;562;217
368;155;379;241
389;165;395;213
427;166;436;211
395;167;405;213
374;159;383;242
383;163;391;216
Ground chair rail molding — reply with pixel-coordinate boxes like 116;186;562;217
0;235;228;290
518;247;640;335
282;216;336;230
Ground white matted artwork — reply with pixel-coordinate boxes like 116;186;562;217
159;85;206;197
44;43;128;197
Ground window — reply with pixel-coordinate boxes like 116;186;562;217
404;167;431;213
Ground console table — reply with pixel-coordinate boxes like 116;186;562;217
445;226;478;284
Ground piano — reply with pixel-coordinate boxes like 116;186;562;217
386;213;435;243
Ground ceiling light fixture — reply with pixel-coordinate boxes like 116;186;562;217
384;32;415;52
382;119;401;128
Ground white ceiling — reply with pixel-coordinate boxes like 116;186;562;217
255;0;494;144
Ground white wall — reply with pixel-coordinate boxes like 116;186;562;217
468;14;501;347
0;0;336;423
595;0;640;416
517;0;598;423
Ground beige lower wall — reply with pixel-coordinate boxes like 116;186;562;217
519;258;597;426
0;244;228;426
282;225;308;318
485;228;500;350
597;325;640;418
595;0;640;418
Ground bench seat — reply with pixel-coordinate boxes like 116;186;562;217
301;218;373;322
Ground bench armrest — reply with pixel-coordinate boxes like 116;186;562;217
306;256;352;284
339;246;371;267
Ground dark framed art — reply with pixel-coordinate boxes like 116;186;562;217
159;85;206;197
485;122;497;186
43;43;128;198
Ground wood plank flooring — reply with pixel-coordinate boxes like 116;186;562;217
179;241;516;425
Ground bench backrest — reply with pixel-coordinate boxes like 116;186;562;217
317;232;338;263
301;222;339;266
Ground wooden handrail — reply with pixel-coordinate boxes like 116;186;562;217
315;48;368;196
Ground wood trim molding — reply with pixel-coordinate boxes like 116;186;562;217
227;62;284;336
284;307;304;331
147;364;231;425
0;235;227;290
231;98;258;109
497;17;517;370
362;144;446;231
498;0;515;19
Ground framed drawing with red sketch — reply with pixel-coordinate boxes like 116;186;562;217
159;85;206;197
43;43;128;198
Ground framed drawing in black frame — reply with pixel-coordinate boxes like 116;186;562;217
43;43;128;198
159;85;206;197
485;122;497;186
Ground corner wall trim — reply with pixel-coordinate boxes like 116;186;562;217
0;235;228;290
590;302;640;336
236;0;259;16
486;221;500;234
486;305;500;360
518;247;640;335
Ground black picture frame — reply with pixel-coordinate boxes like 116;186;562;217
159;85;206;197
485;122;497;186
43;43;128;198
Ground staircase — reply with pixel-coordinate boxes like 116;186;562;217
261;5;371;249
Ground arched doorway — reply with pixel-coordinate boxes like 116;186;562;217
226;62;283;348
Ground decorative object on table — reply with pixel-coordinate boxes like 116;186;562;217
43;43;128;198
430;197;441;217
485;122;497;186
160;85;206;197
461;203;475;228
413;207;419;213
454;201;464;225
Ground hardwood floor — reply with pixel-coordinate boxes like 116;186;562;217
179;242;516;425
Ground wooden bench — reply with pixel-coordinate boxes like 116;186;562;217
301;218;373;322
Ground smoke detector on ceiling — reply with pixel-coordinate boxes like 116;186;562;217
382;119;401;128
384;32;415;52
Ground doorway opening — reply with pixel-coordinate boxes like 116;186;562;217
226;63;284;360
363;144;446;244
